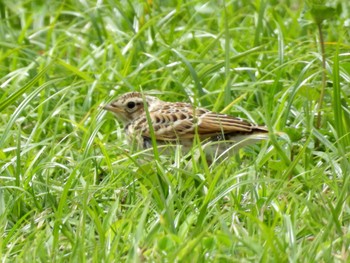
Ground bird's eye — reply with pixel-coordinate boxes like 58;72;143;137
127;101;136;109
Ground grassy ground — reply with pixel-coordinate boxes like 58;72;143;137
1;0;349;262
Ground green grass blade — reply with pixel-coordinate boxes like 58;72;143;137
0;62;53;112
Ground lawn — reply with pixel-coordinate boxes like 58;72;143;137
1;0;349;262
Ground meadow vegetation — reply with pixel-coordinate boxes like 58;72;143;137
0;0;349;261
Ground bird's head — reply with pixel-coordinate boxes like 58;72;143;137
103;92;160;124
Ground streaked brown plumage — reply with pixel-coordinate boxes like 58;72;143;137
103;92;269;159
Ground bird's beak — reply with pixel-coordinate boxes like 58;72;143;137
102;103;123;113
102;103;128;124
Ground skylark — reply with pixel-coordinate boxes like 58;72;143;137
103;92;269;159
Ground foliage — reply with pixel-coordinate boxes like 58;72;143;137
1;0;349;261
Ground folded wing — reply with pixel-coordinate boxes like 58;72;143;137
136;103;268;141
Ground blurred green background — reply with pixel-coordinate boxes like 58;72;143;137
1;0;349;262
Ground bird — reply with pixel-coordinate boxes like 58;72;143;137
103;92;269;160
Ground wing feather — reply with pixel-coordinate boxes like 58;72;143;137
198;112;259;133
134;103;267;141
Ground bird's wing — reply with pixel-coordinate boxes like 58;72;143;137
197;111;268;135
141;103;196;140
135;103;267;141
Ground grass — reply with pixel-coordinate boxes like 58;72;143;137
1;0;350;262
